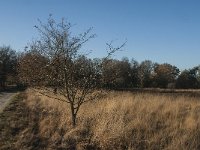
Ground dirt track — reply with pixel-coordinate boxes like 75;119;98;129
0;92;17;112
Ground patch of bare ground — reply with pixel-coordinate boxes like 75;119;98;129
1;89;200;149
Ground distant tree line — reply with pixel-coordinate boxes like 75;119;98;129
0;46;200;90
102;58;200;89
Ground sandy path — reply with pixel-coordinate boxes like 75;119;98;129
0;92;17;112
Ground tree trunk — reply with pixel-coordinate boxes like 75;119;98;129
0;81;6;90
70;103;76;127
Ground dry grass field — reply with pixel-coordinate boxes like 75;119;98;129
1;89;200;149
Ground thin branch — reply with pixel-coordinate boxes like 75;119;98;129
32;88;70;103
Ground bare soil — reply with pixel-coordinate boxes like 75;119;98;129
0;92;18;112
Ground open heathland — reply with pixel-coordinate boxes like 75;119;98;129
0;89;200;149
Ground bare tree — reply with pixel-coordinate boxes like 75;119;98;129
18;49;48;86
138;60;154;88
19;16;125;127
153;63;180;88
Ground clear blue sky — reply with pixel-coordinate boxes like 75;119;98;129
0;0;200;69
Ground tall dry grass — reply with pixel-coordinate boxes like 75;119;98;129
23;89;200;149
